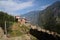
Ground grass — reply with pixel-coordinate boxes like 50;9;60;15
8;22;30;37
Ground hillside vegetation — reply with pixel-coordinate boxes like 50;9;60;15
8;22;30;37
7;22;37;40
38;1;60;33
0;11;14;30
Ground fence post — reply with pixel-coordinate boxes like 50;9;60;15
5;21;7;35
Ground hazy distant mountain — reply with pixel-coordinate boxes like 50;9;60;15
21;11;42;25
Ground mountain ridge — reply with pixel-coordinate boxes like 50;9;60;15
21;1;60;27
38;1;60;33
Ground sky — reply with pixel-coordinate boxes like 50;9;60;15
0;0;59;16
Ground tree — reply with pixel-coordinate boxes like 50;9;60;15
0;11;14;31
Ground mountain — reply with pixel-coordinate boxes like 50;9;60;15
38;1;60;33
21;1;60;33
21;11;42;25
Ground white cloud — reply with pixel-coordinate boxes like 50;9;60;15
0;0;33;15
0;1;33;11
39;4;50;10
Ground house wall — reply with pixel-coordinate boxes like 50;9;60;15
20;19;26;24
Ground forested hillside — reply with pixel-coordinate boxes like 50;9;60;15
0;11;14;30
38;1;60;33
